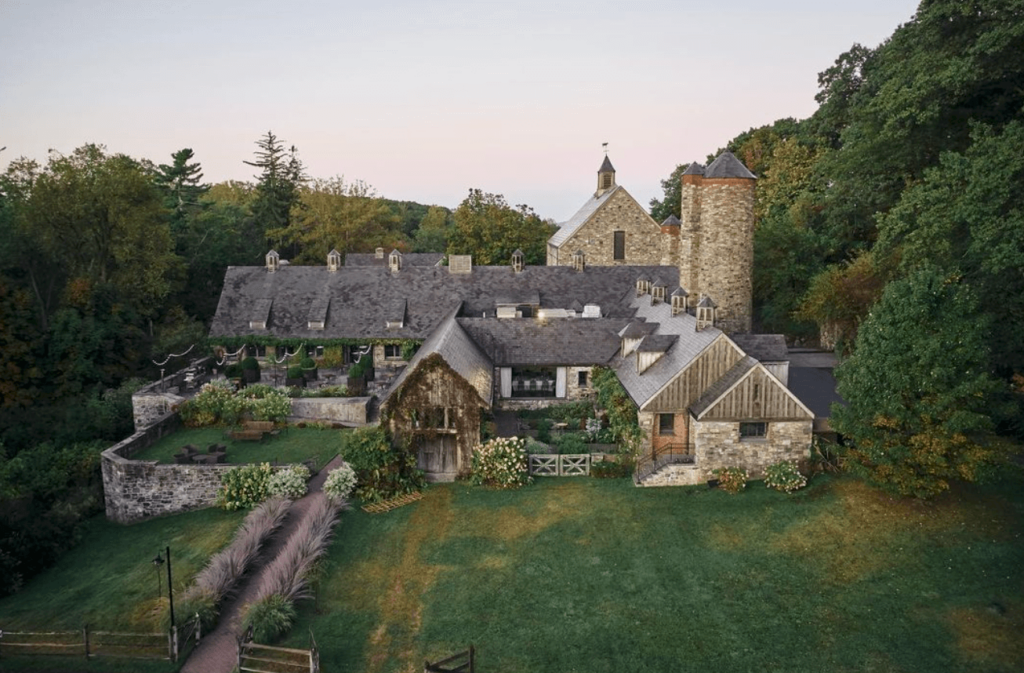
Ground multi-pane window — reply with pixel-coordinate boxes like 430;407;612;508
739;422;767;439
384;344;401;359
658;413;674;436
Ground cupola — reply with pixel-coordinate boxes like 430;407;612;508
375;247;384;259
511;248;524;273
265;249;280;273
671;287;688;316
650;280;666;305
596;155;616;197
696;296;717;331
327;249;341;272
389;249;402;272
636;275;650;297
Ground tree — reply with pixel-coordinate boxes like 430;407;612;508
831;267;1008;498
411;206;452;253
245;132;304;247
154;148;208;235
273;177;402;262
448;189;555;266
648;164;687;222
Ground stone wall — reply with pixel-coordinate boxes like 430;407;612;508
102;409;291;524
694;179;755;334
373;344;408;370
553;189;664;267
693;419;810;478
289;397;371;425
132;357;212;431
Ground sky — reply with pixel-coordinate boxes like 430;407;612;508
1;0;921;222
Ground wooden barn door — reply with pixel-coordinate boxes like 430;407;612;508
417;435;458;475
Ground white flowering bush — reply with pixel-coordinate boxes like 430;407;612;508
323;463;357;500
218;463;274;510
471;437;532;489
764;460;807;493
179;381;235;427
177;381;291;426
267;465;311;499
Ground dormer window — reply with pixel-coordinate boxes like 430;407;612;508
511;249;524;273
265;250;280;273
572;250;585;272
636;277;650;296
651;283;666;305
327;249;341;272
696;296;716;331
389;249;402;272
671;288;688;316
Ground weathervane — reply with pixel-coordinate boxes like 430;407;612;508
602;142;608;155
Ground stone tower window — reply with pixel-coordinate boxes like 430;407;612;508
389;249;402;272
327;249;341;272
613;231;625;260
511;249;524;273
265;250;279;273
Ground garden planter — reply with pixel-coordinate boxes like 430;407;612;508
286;376;306;388
303;368;318;381
243;369;260;383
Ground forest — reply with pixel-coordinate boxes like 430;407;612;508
1;0;1021;594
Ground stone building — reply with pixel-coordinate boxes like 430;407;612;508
547;151;757;334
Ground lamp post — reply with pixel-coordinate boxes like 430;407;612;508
153;547;176;628
152;554;163;599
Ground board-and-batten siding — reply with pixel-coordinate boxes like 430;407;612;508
643;337;743;412
700;369;811;421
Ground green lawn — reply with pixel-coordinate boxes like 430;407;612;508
284;474;1024;673
0;507;246;672
131;426;344;471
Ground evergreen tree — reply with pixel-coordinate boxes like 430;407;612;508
245;131;305;248
154;148;208;235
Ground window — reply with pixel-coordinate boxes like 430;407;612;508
740;422;767;440
658;413;674;436
577;370;588;387
613;231;625;260
384;344;401;359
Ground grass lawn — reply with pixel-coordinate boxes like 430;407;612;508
0;507;246;672
130;426;344;472
283;474;1024;673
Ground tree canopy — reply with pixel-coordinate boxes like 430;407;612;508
448;189;555;266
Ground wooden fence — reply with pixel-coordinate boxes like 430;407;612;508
237;627;319;673
0;625;170;661
529;453;591;476
425;644;474;672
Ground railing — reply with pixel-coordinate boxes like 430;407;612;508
237;625;319;673
529;454;591;476
635;443;694;482
0;625;171;661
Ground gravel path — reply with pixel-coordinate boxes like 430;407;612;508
181;454;346;673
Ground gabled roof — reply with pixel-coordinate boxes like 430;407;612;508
457;317;628;366
548;186;620;247
210;264;677;341
345;252;444;267
382;305;493;408
731;334;788;362
688;356;759;417
636;335;677;353
619;320;659;339
613;297;724;408
704;151;756;179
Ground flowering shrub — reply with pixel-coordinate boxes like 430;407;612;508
764;460;807;493
323;463;357;500
267;465;311;499
218;463;274;510
177;381;291;427
471;437;532;489
713;466;748;495
339;427;424;503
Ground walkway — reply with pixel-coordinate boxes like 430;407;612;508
180;454;345;673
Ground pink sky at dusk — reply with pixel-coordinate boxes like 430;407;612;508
1;0;921;221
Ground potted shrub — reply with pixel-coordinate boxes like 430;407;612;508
240;356;261;383
286;365;306;388
300;356;318;381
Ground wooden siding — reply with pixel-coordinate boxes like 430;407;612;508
644;336;743;412
700;368;812;421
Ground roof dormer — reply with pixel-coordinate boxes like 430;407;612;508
696;296;716;331
651;280;666;305
572;249;585;272
512;248;524;273
265;250;280;273
636;275;650;297
327;249;341;272
389;249;402;272
671;287;688;316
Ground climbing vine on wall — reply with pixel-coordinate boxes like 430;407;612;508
591;366;642;458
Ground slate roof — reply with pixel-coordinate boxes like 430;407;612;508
661;215;681;226
619;320;659;338
210;264;677;341
788;367;845;420
704;151;757;179
731;334;788;362
689;356;760;418
345;252;444;267
682;162;705;176
599;155;615;173
636;334;678;353
457;318;628;366
548;186;620;248
382;305;493;408
612;296;725;408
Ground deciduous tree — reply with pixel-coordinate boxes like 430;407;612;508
448;189;554;266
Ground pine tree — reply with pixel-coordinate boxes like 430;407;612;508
245;132;304;247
